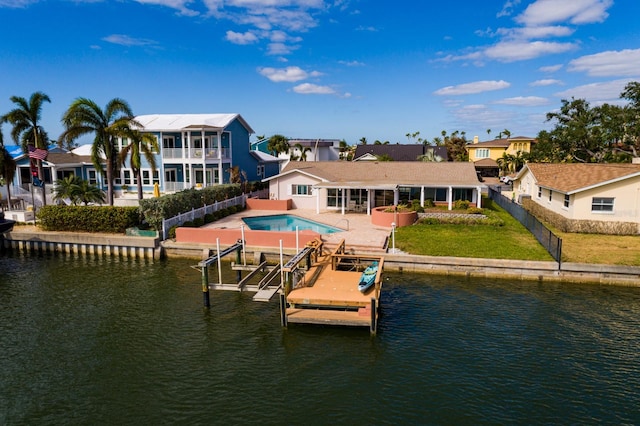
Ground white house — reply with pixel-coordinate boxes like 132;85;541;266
513;163;640;233
264;161;484;214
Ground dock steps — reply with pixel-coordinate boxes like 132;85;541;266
253;285;282;302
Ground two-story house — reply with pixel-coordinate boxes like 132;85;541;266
467;135;536;178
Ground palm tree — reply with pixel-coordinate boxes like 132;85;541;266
293;143;311;161
2;91;51;205
497;152;515;175
266;134;289;156
118;127;159;200
53;175;105;205
0;125;18;208
359;137;367;145
59;98;134;205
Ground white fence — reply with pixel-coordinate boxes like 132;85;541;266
161;189;268;240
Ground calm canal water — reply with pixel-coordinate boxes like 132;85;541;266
1;253;639;425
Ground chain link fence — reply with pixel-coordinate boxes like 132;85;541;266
489;186;562;267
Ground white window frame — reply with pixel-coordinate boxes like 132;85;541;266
475;148;489;159
592;197;614;213
563;194;570;209
291;184;311;196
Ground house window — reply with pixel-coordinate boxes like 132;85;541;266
123;170;132;185
142;170;151;186
163;136;175;149
292;184;310;195
475;148;489;159
548;189;552;202
564;194;570;208
152;170;160;184
257;165;265;177
327;188;343;207
87;169;98;186
592;197;614;212
537;187;542;198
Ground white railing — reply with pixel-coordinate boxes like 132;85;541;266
161;189;267;240
161;147;229;159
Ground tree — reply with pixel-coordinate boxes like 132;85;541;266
417;149;442;162
118;126;159;200
53;175;105;205
227;165;248;191
0;125;17;207
59;98;135;205
2;91;51;205
444;130;469;161
266;134;289;156
359;137;367;145
292;143;310;161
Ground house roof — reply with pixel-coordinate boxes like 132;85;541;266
520;163;640;194
473;158;498;168
353;144;447;161
288;139;340;147
135;113;254;134
249;150;282;163
267;161;482;187
44;151;94;165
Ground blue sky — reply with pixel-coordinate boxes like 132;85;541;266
1;0;639;147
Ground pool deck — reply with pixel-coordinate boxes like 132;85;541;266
203;209;391;252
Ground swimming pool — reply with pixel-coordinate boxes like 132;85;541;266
242;214;343;234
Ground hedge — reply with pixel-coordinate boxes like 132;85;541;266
37;205;140;233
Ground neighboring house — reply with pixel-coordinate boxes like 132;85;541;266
513;163;640;234
467;135;536;177
9;113;279;202
263;161;484;214
353;144;447;162
253;138;342;166
11;146;100;205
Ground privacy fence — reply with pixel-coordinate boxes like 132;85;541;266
489;186;562;267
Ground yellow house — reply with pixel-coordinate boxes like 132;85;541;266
466;135;536;178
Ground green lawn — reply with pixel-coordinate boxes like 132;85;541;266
394;204;554;261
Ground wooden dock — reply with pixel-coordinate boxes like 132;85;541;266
196;238;384;333
284;240;384;332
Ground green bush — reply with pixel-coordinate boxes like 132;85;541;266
454;200;470;210
168;225;178;239
193;217;204;227
37;205;140;233
424;199;435;208
467;207;484;215
204;213;214;223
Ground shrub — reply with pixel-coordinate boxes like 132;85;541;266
467;207;484;215
37;205;140;233
204;213;214;223
424;199;435;208
454;200;470;210
193;217;204;227
168;225;178;239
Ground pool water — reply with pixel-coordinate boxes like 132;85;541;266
242;214;342;233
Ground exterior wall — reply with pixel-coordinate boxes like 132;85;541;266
268;172;322;210
176;226;319;249
516;168;640;224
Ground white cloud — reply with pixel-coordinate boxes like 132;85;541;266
434;80;511;96
134;0;199;17
258;66;319;82
539;64;563;73
484;40;576;62
292;83;336;95
554;78;634;103
497;0;521;18
568;49;640;77
497;25;574;40
494;96;550;106
338;60;365;67
530;79;563;87
516;0;613;26
102;34;158;47
225;30;259;44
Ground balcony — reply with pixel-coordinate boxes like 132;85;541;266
161;147;229;160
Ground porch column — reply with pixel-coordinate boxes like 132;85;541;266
341;188;346;215
367;188;371;215
220;132;225;184
477;186;482;208
394;189;399;206
448;186;453;210
315;187;320;214
420;186;425;207
200;130;206;188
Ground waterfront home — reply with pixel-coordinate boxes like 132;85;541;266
133;114;280;193
467;135;536;178
353;144;447;162
513;162;640;234
9;114;280;205
263;161;484;214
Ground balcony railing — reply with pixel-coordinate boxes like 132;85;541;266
162;148;229;159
